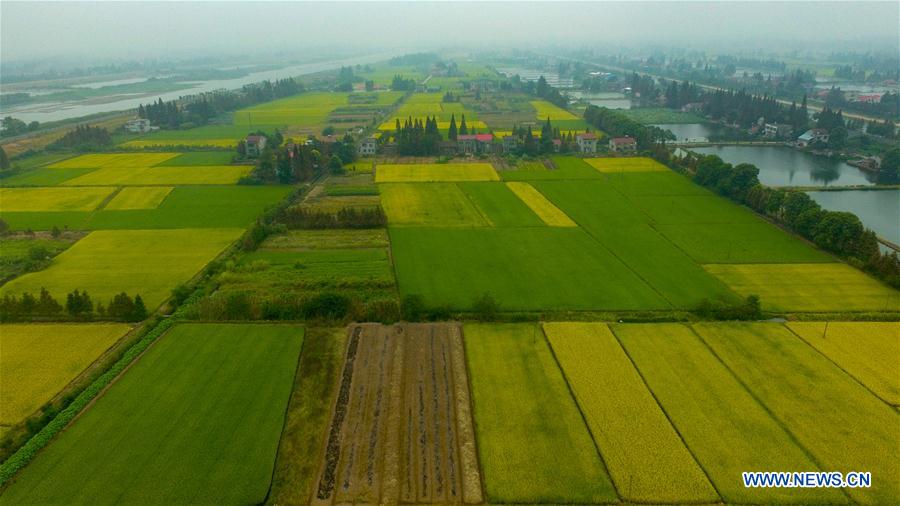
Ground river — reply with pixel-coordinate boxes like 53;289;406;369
0;52;393;124
807;190;900;245
690;145;877;187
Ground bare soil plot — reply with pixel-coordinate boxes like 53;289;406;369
314;323;482;505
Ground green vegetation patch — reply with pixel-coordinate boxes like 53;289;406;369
259;229;389;250
390;227;668;311
0;236;77;281
501;156;601;181
0;323;303;505
0;167;97;187
633;195;761;224
657;222;835;264
323;185;378;196
603;171;710;196
464;323;616;503
155;151;236;166
1;228;241;309
619;108;705;124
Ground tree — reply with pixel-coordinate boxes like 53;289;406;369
472;293;499;321
37;287;62;315
0;145;9;170
459;114;468;135
448;114;458;141
328;154;344;175
131;295;148;321
66;289;93;317
878;148;900;184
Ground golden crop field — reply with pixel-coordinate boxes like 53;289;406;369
380;183;487;227
531;100;579;120
0;323;131;427
49;153;179;169
61;165;252;186
786;321;900;405
703;263;900;312
104;187;174;210
375;163;499;183
586;157;669;173
505;182;576;226
614;323;847;504
1;228;242;309
0;187;115;212
119;139;237;149
544;323;718;503
695;322;899;504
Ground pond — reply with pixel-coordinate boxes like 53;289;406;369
807;190;900;245
690;145;877;187
569;91;631;109
653;123;717;143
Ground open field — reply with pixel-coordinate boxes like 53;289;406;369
154;151;235;166
1;228;241;309
1;186;289;231
544;322;718;503
458;182;545;227
614;323;848;504
695;322;899;504
786;322;900;406
381;183;487;227
103;186;173;210
0;323;131;429
60;164;253;186
314;324;482;504
505;182;576;226
390;227;668;310
703;263;900;312
0;187;114;212
585;157;669;173
375;163;499;183
500;156;601;181
48;153;179;168
657;222;836;264
530;100;579;120
464;323;616;503
0;323;303;505
603;171;709;196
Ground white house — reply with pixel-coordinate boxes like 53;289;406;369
576;132;599;153
608;136;637;153
358;137;377;156
796;129;829;147
124;118;152;133
245;135;267;157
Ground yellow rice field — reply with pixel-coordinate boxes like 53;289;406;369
786;321;900;405
586;157;669;173
103;187;174;210
119;139;237;149
531;100;579;120
375;163;499;183
61;165;252;186
0;187;115;212
506;182;576;226
703;263;900;312
48;153;179;169
0;323;131;427
544;323;718;503
380;183;487;227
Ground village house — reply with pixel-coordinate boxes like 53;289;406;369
576;132;599;153
457;133;493;155
608;136;636;153
245;135;267;157
764;123;793;139
124;118;153;133
358;137;377;156
502;135;520;154
796;128;829;148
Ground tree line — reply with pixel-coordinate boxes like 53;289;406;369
671;152;900;288
0;288;148;321
48;125;112;151
583;105;672;148
245;133;357;184
138;78;302;129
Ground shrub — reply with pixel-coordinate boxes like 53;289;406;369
472;293;500;321
401;294;426;321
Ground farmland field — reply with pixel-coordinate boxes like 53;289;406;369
500;156;601;181
505;182;576;226
0;323;304;505
694;322;899;504
464;323;616;503
0;187;114;211
48;152;179;169
703;263;900;311
585;156;669;173
381;183;487;227
657;222;835;263
544;322;718;503
103;186;173;210
1;228;241;309
314;324;483;504
389;227;668;310
614;323;848;504
458;182;545;227
375;163;499;183
786;321;899;405
0;323;131;429
0;167;97;186
530;100;579;120
60;164;252;186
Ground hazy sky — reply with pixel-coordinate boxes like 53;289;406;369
2;1;898;62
